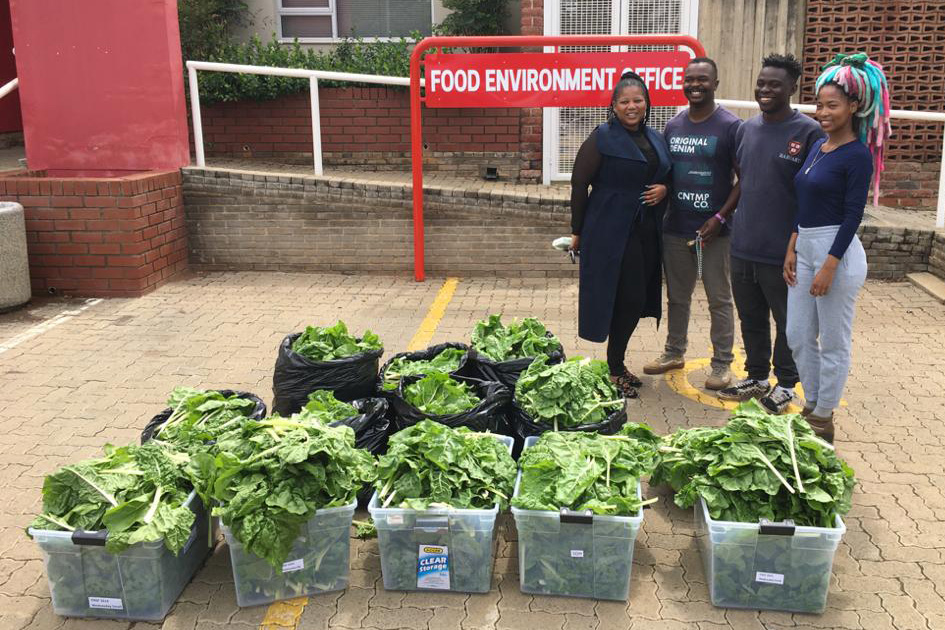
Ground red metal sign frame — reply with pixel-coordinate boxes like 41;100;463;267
409;34;706;282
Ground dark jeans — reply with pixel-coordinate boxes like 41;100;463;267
730;255;798;387
607;211;660;375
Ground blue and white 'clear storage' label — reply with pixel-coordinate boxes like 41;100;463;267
417;544;450;590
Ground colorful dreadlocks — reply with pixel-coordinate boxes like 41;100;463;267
815;52;892;203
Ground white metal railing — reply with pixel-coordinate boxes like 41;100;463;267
185;60;945;228
718;99;945;229
0;77;18;100
187;61;412;177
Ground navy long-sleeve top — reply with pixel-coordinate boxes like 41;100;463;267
794;138;874;259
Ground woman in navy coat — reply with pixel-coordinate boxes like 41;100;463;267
569;71;672;398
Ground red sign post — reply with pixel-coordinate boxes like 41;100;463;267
409;35;706;282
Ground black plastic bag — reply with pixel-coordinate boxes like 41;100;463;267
469;334;566;389
390;375;510;433
329;397;390;455
140;390;267;444
272;332;383;416
506;400;627;458
376;342;476;394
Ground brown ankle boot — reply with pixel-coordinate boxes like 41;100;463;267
800;405;815;417
806;413;834;444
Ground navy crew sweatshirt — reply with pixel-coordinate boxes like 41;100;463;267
794;138;874;259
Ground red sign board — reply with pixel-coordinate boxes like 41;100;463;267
424;51;690;108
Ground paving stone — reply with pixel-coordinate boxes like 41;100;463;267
496;610;564;630
429;607;466;629
362;606;433;630
332;587;372;628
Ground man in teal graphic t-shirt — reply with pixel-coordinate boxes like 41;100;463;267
643;57;741;391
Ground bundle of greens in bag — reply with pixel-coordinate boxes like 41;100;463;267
471;314;562;362
291;321;382;361
380;346;466;392
302;390;390;454
402;372;481;416
194;414;376;568
141;386;265;451
28;441;196;554
374;420;515;510
652;400;855;528
512;423;661;516
515;355;625;432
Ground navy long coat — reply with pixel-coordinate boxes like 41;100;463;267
577;120;672;343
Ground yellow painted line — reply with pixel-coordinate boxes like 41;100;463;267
406;277;460;351
258;277;460;630
663;346;845;412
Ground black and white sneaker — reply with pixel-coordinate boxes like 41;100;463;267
760;385;795;414
717;378;771;402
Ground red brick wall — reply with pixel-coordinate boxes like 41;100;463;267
197;87;523;170
0;170;187;297
519;0;544;181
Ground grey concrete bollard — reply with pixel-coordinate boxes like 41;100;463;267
0;201;31;311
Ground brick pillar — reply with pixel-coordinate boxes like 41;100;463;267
519;0;544;182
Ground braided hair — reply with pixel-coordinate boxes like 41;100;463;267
608;71;651;127
815;52;892;203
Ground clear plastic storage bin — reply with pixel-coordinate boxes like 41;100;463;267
510;435;644;601
696;498;846;613
28;491;211;621
368;434;513;593
221;500;356;607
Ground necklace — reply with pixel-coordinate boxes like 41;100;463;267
804;149;828;175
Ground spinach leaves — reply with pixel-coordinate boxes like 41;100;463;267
381;347;466;391
511;424;660;515
374;420;516;510
402;373;481;417
199;415;376;568
301;390;358;423
471;314;562;362
147;387;259;454
29;442;196;555
652;400;855;528
515;356;624;430
290;320;382;362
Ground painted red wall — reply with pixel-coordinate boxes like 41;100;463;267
9;0;189;174
0;0;21;133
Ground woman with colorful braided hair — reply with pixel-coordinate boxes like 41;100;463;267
783;53;891;442
569;71;672;398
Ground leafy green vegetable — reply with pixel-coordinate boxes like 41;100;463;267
652;400;855;528
200;414;376;568
381;347;465;391
374;420;516;510
402;373;480;416
512;424;660;516
29;442;196;554
515;356;625;430
301;390;358;423
148;387;258;453
471;314;562;362
290;320;382;362
353;519;377;539
372;421;515;593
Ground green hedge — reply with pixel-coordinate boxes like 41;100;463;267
196;35;416;104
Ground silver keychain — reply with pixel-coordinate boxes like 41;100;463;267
687;233;704;280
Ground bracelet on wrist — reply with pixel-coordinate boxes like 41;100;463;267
714;212;727;225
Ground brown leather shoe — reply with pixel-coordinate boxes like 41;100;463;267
806;412;834;443
800;405;815;417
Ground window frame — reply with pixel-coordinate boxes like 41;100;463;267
276;0;435;43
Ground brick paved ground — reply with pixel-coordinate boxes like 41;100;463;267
1;272;943;630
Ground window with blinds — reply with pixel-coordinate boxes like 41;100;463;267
278;0;433;40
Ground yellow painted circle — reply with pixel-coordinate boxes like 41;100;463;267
662;347;845;412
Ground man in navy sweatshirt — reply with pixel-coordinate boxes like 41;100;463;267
717;53;825;413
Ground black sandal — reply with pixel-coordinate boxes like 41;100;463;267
621;369;643;388
611;373;639;399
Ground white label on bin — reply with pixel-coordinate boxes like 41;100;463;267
388;515;404;526
417;544;450;590
282;558;305;573
570;549;585;558
88;597;124;610
755;571;785;585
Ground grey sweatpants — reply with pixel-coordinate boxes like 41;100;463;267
662;233;735;369
786;225;867;413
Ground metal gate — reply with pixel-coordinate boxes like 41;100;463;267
542;0;699;183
